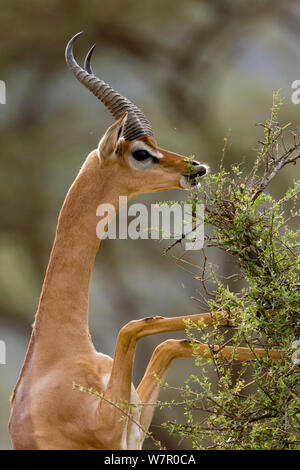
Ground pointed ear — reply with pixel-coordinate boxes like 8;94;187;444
98;112;128;159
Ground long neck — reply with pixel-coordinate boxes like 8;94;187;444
32;150;126;358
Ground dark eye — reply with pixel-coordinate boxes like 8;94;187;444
132;150;151;161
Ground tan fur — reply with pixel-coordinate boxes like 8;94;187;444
8;117;282;450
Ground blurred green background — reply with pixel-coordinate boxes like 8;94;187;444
1;0;300;450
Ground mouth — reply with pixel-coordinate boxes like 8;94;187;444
180;164;210;190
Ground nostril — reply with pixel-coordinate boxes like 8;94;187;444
182;163;209;181
194;165;208;176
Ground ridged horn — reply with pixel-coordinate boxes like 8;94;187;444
65;32;154;141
